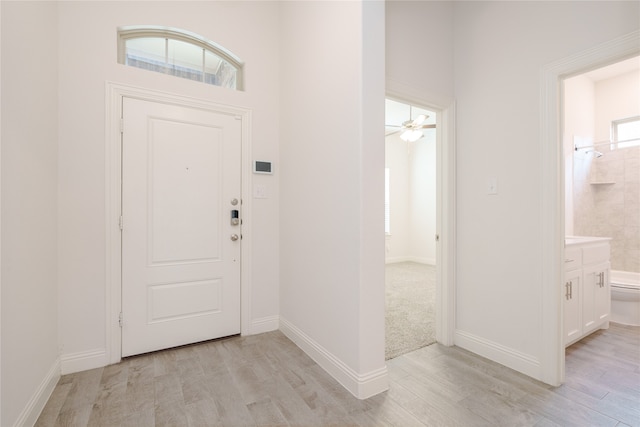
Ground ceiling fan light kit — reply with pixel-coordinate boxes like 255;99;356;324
400;129;424;142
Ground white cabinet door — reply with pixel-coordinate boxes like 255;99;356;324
582;262;610;335
121;97;241;357
564;269;582;345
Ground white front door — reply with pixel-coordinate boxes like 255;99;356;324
121;97;241;357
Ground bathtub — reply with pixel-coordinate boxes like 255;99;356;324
610;270;640;326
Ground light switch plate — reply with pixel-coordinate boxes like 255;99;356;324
254;184;267;199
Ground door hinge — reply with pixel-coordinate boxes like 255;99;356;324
435;234;440;242
120;118;124;134
119;215;123;230
118;312;123;328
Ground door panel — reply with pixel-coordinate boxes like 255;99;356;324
586;261;610;331
149;118;222;264
564;270;581;345
121;97;241;357
582;262;610;334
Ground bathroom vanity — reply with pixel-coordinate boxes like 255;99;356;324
564;236;611;346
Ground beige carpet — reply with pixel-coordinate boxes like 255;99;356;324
385;262;436;360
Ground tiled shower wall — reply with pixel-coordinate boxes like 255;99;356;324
574;145;640;272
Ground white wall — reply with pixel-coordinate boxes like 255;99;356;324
359;0;387;381
386;1;454;105
595;70;640;142
1;2;60;425
279;0;387;398
452;1;639;378
56;1;281;371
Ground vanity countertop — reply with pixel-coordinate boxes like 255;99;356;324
565;236;612;246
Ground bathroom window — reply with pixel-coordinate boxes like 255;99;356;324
611;116;640;149
117;26;243;90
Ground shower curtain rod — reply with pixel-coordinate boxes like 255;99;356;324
574;137;637;151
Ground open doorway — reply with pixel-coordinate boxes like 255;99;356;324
540;31;640;385
562;56;640;349
384;98;437;359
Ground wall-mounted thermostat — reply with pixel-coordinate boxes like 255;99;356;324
254;161;273;174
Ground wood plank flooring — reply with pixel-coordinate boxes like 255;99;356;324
36;323;639;426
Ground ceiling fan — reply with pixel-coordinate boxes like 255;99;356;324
385;111;436;142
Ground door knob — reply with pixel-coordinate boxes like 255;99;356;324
230;234;239;241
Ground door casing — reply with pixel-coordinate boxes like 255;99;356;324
385;89;457;347
540;30;639;386
105;82;252;364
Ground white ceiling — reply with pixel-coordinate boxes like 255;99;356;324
582;55;640;82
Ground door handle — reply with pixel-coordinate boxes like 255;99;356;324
570;281;573;299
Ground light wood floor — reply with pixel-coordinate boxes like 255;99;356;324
36;323;639;426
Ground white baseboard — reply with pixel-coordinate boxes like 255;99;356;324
385;256;436;265
60;348;107;375
279;317;388;399
416;257;436;266
454;329;541;380
385;256;410;264
14;357;60;427
250;315;280;335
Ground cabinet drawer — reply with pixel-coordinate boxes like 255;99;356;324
583;244;610;265
564;247;582;271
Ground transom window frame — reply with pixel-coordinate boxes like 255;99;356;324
117;26;244;90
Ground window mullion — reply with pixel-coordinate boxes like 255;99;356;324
202;48;205;83
164;38;169;66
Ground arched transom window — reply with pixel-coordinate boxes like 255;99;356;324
118;26;243;90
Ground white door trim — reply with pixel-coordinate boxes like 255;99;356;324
385;86;457;346
438;100;457;346
105;82;252;364
539;30;639;386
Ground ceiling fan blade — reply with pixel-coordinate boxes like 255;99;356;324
385;129;402;137
411;114;428;126
416;124;436;129
385;124;402;128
